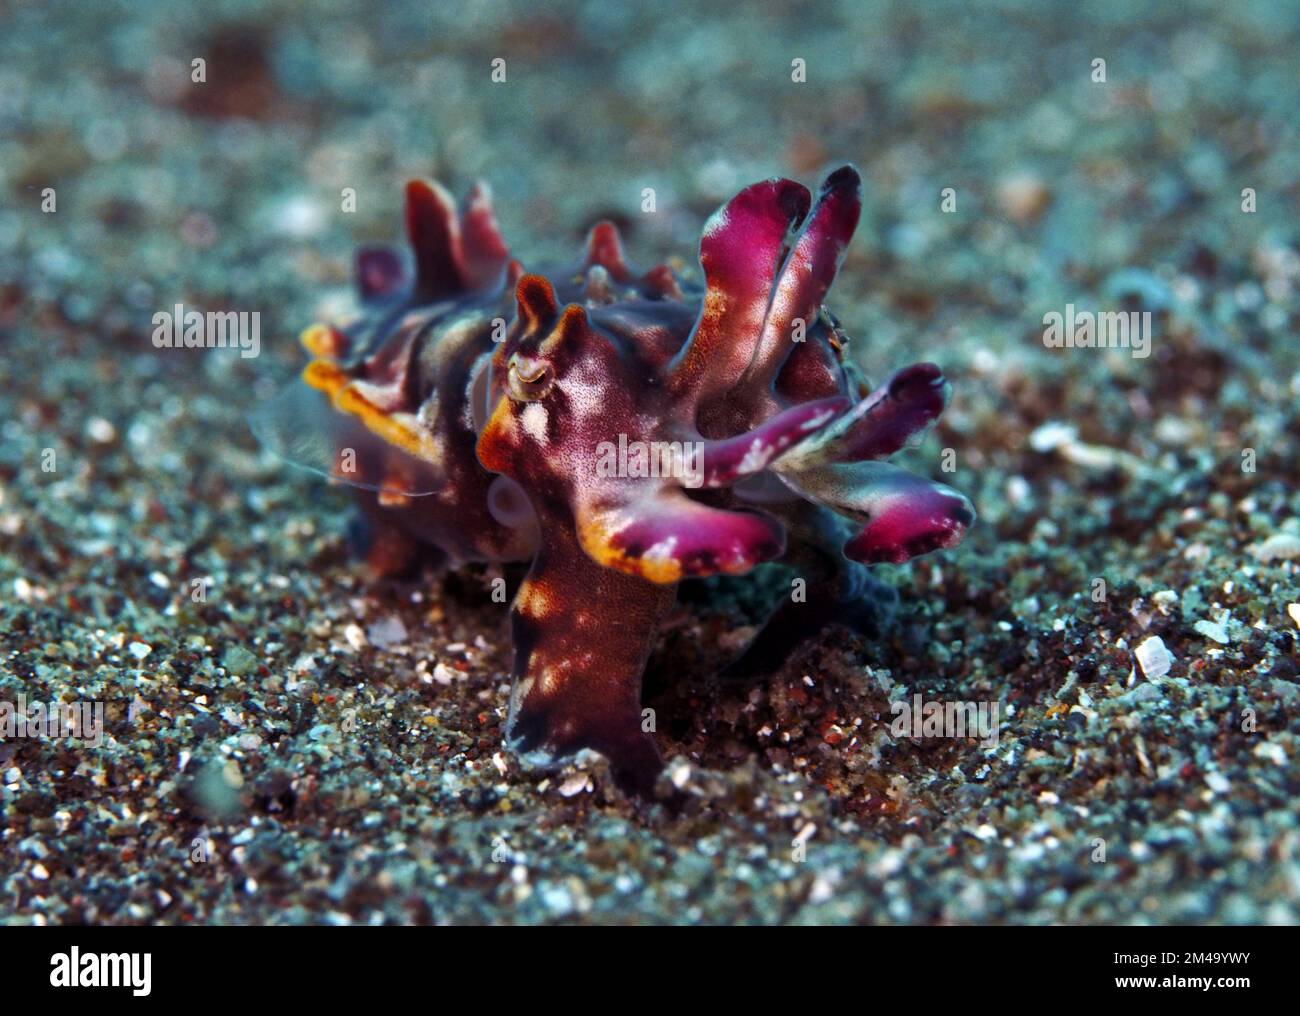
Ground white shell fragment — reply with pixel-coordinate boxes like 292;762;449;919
1134;635;1174;680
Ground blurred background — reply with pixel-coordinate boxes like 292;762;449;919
1;0;1298;924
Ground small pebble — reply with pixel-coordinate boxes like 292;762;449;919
86;417;116;443
997;171;1051;223
343;623;368;651
222;645;259;677
1134;635;1174;679
1205;771;1231;794
1193;618;1230;644
367;616;408;649
558;773;590;797
1250;533;1300;562
432;661;459;685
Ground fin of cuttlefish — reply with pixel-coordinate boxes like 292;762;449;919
248;377;443;497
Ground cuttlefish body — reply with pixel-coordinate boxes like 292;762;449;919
254;166;974;792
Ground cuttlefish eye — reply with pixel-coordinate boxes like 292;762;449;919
507;354;552;401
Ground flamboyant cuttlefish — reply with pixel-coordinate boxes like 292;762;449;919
253;165;974;793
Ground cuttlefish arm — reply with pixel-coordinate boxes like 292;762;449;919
504;508;675;794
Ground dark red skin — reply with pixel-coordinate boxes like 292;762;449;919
260;168;974;794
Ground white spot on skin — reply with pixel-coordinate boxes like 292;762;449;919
516;580;550;618
763;255;809;335
703;206;730;241
588;504;636;542
736;437;769;475
538;659;571;696
561;364;611;421
801;407;839;431
521;402;549;443
643;537;679;566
